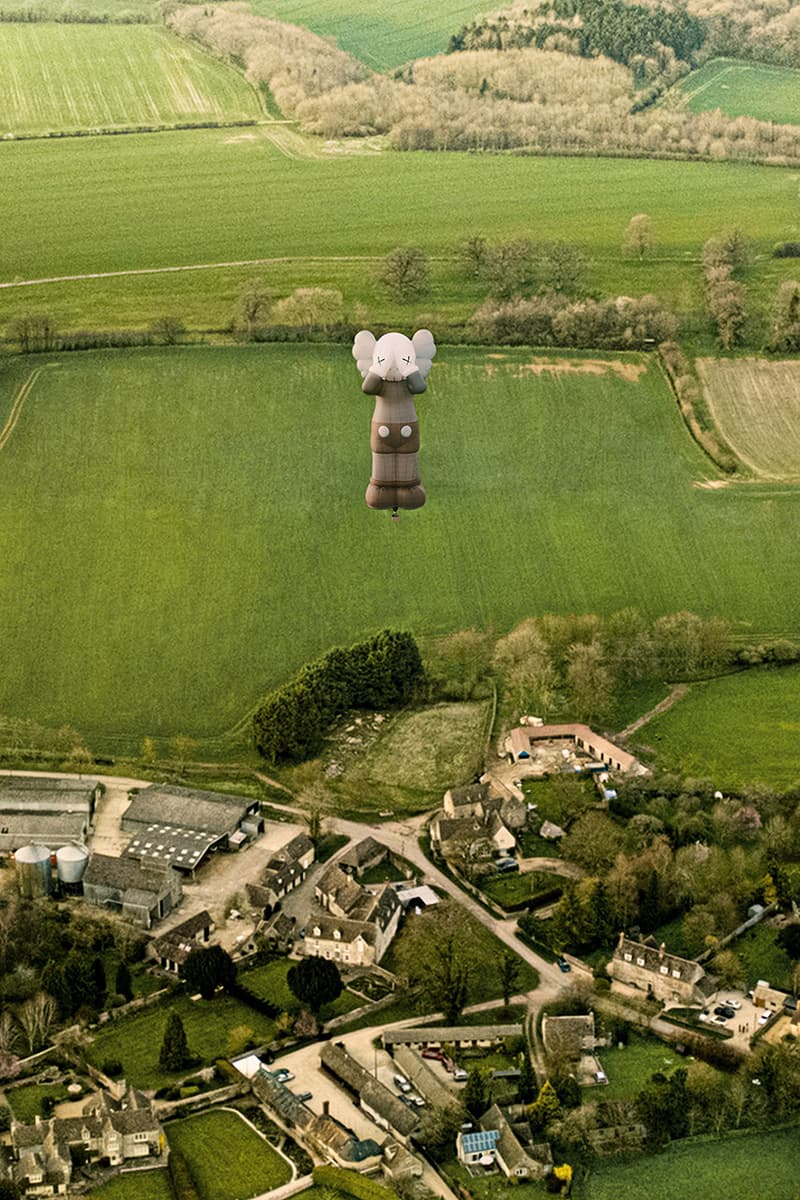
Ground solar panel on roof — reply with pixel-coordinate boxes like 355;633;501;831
461;1131;499;1153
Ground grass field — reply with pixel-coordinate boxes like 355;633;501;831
698;358;800;480
166;1109;291;1200
582;1127;800;1200
92;1171;175;1200
86;994;278;1089
338;701;491;813
7;1082;70;1123
3;344;800;748
239;958;363;1020
246;0;482;70
633;664;800;790
590;1034;682;1102
1;129;800;331
0;25;262;137
679;58;800;126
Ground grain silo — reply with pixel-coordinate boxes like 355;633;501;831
55;843;89;892
15;844;52;898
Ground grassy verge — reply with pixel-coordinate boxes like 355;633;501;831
166;1108;291;1200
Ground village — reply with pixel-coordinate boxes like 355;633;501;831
0;712;798;1199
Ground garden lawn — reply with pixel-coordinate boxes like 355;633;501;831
0;24;262;137
679;58;800;126
86;994;278;1090
7;1083;69;1123
3;345;800;749
91;1171;175;1200
482;870;563;909
582;1127;800;1200
590;1034;681;1102
166;1108;291;1200
734;921;794;991
633;664;800;790
1;132;800;330
240;958;363;1021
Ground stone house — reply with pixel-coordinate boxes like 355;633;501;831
383;1023;523;1051
338;836;389;877
320;1043;418;1140
148;909;214;973
82;854;182;929
10;1086;164;1195
304;866;402;966
608;932;711;1005
479;1104;551;1180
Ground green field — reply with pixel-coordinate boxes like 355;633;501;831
679;58;800;126
166;1109;291;1200
86;995;278;1089
3;345;800;747
247;0;482;70
634;664;800;790
590;1034;682;1103
582;1127;800;1200
1;130;800;332
0;25;262;137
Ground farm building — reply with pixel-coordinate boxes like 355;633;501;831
0;775;100;856
505;723;647;774
609;932;712;1006
82;853;181;928
122;784;261;873
338;836;390;876
391;1045;458;1109
383;1023;522;1050
320;1043;419;1140
148;908;214;973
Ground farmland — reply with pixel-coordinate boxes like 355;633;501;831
582;1127;800;1200
246;0;481;70
0;25;262;137
1;130;800;331
633;664;800;790
679;58;800;126
3;344;800;748
697;358;800;480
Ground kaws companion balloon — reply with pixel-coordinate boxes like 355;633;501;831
353;329;436;518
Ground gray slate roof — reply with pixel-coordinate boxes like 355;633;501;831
84;853;175;895
320;1043;418;1136
383;1024;522;1046
124;784;253;835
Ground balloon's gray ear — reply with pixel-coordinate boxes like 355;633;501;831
412;329;436;380
353;330;376;379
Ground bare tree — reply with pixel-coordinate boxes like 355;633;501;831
235;278;271;339
623;213;654;260
381;246;429;300
17;993;58;1054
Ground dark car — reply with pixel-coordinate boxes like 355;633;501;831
556;956;571;973
713;1005;736;1019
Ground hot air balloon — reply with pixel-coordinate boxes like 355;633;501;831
353;329;436;518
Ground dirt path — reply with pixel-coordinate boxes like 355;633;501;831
0;366;48;450
619;683;689;739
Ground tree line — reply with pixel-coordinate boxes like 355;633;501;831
168;7;800;168
253;629;423;763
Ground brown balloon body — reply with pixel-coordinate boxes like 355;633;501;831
362;376;425;510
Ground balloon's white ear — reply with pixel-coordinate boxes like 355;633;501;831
412;329;436;379
353;330;377;379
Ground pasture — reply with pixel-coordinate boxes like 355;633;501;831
246;0;481;70
678;58;800;126
3;344;800;748
166;1109;292;1200
634;664;800;790
582;1127;800;1200
1;129;800;331
697;358;800;480
0;25;262;137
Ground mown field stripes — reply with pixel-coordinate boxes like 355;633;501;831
0;367;46;451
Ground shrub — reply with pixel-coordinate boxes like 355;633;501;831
773;243;800;258
101;1059;123;1077
313;1165;397;1200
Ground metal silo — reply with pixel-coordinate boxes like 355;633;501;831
55;843;89;890
15;844;52;898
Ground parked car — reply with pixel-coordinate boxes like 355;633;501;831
759;1011;771;1024
713;1015;728;1025
556;956;571;973
723;998;742;1010
409;1094;425;1107
296;1092;312;1102
453;1068;468;1082
274;1069;294;1083
394;1074;411;1093
496;858;519;874
422;1048;444;1061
